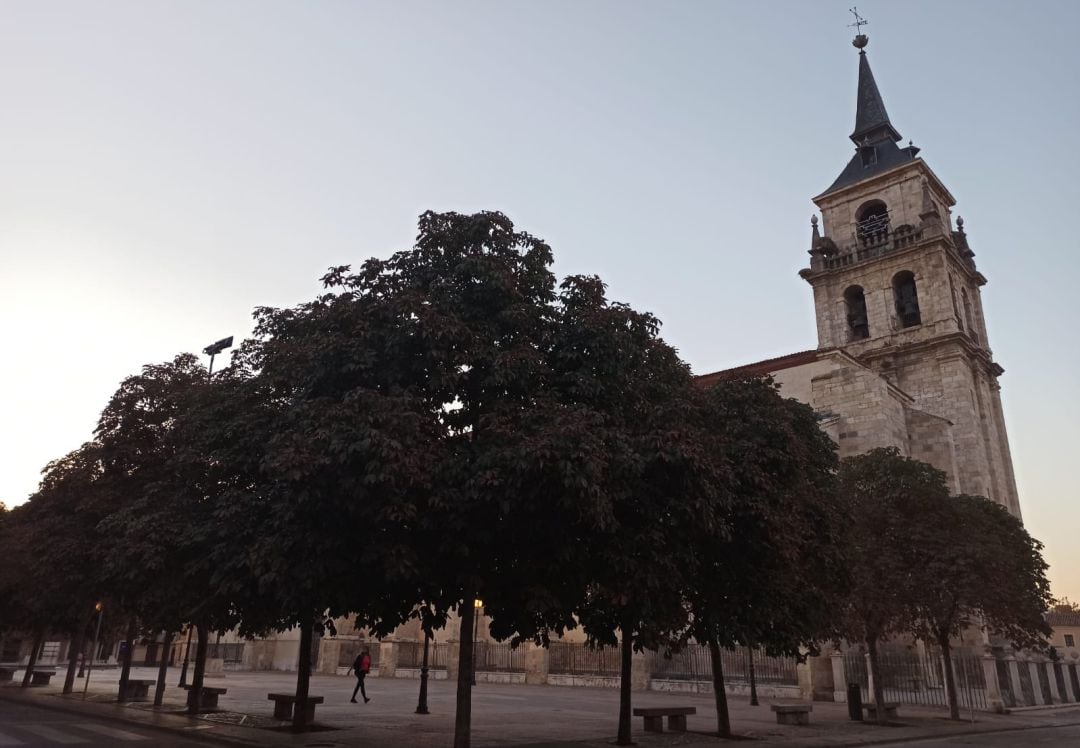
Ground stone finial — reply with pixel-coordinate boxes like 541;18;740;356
957;215;966;233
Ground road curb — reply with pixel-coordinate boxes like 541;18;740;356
832;718;1080;748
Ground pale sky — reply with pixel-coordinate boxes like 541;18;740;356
1;1;1077;601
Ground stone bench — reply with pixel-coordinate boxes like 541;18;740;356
122;678;157;701
770;702;812;725
632;706;696;732
181;684;228;709
863;702;900;720
0;667;16;683
28;669;56;687
268;693;325;722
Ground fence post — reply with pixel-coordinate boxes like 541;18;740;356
524;643;548;686
830;651;847;702
1005;654;1024;705
378;639;398;678
318;639;341;675
981;655;1004;712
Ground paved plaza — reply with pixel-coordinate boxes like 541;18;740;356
2;666;1080;747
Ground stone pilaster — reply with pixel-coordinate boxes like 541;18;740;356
630;650;651;691
980;656;1004;713
446;639;460;682
831;652;848;702
378;639;398;678
524;643;548;685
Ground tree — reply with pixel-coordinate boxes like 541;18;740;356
547;276;723;746
0;445;109;691
684;377;844;737
91;353;236;709
836;448;948;725
1051;598;1079;615
910;494;1052;719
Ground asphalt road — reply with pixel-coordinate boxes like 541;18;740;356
0;700;218;746
874;723;1080;746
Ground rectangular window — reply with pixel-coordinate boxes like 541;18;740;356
1066;634;1076;647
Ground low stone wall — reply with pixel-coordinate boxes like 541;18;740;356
392;667;449;680
547;673;620;689
650;678;801;700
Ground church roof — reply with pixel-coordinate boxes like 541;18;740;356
695;348;823;387
819;40;921;198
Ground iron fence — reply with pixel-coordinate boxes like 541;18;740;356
206;643;244;663
337;640;381;669
474;641;525;672
397;640;448;669
842;649;988;710
650;644;798;686
547;642;621;676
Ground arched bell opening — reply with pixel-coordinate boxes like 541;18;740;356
892;271;921;328
844;285;870;340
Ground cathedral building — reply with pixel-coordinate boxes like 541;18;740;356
699;31;1021;518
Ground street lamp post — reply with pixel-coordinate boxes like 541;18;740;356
83;602;103;697
202;336;233;382
416;628;431;715
471;599;483;687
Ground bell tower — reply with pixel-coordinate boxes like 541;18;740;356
799;30;1022;517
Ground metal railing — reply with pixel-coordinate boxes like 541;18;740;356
397;640;448;669
547;642;621;676
650;644;799;686
474;641;525;673
842;649;988;711
206;643;244;663
337;640;381;669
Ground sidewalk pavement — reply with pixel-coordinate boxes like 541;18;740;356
2;666;1079;747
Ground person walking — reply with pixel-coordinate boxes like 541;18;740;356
349;648;371;703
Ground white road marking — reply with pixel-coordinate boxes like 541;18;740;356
73;723;149;741
18;724;89;743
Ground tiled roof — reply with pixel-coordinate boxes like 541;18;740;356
1048;611;1080;627
695;349;823;387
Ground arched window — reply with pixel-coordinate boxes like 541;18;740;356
893;271;921;328
844;285;870;339
856;200;890;246
962;288;979;344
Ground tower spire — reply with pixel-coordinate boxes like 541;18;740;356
848;11;902;145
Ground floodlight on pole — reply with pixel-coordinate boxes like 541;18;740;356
202;336;234;381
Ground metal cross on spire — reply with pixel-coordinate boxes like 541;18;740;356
849;7;869;49
848;7;868;35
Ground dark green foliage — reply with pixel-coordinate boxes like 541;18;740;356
684;376;845;736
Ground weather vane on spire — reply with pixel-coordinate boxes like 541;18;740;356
849;7;869;49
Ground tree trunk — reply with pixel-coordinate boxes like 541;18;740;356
187;623;209;714
63;626;86;694
117;617;138;702
453;600;476;748
292;618;314;731
866;638;887;725
616;625;634;746
154;631;175;706
938;634;960;720
20;629;45;688
708;637;732;738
